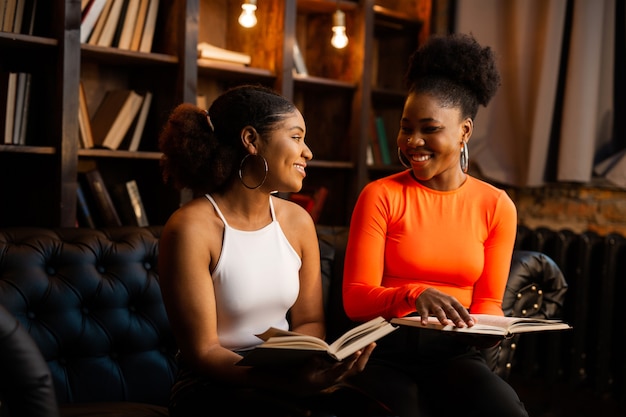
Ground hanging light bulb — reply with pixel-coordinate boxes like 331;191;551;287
238;0;257;28
331;9;348;49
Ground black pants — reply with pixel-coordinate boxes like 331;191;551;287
169;365;394;417
348;327;530;417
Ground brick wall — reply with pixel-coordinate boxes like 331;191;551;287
505;182;626;236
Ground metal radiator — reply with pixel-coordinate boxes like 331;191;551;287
513;225;625;402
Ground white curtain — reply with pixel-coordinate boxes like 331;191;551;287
455;0;616;187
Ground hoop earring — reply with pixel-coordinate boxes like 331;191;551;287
398;148;411;169
239;154;268;190
460;141;469;173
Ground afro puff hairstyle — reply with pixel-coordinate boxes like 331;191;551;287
404;33;501;120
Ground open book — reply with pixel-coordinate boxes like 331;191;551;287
391;314;572;339
237;316;397;366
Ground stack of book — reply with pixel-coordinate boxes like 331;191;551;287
80;0;159;52
77;168;149;228
197;42;252;67
1;0;37;34
1;71;32;146
79;85;153;151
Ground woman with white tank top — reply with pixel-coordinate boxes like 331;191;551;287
157;85;383;417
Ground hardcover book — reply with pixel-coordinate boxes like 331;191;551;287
236;316;397;367
113;179;149;227
90;89;144;150
82;168;122;227
391;314;572;339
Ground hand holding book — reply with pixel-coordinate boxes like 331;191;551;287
391;314;572;339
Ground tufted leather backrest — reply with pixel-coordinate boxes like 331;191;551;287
0;227;177;407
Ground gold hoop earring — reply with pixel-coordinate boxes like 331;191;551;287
239;154;268;190
460;141;469;173
398;148;411;169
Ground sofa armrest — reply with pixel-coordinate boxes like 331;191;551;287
484;250;568;379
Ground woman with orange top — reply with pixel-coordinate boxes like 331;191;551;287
343;33;528;417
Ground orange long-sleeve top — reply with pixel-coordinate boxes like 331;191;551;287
343;171;517;322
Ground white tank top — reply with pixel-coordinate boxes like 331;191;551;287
206;194;301;351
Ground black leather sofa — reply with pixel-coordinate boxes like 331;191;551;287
0;226;567;417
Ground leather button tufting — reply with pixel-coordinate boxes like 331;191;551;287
143;261;152;270
27;311;35;319
96;265;106;273
46;266;56;275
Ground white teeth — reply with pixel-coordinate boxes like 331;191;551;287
411;154;431;162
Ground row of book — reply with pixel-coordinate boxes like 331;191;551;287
80;0;159;52
79;84;153;151
77;168;149;228
1;71;31;145
367;113;394;166
0;0;36;34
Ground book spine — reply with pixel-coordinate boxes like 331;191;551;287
125;179;149;226
80;0;107;43
127;90;151;151
138;0;158;53
117;0;139;49
3;72;17;145
76;183;96;228
375;116;392;165
84;169;122;227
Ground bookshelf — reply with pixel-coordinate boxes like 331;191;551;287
0;0;430;228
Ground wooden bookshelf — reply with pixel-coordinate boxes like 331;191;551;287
0;0;430;228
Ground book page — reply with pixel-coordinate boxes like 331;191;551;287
329;316;387;351
254;328;330;350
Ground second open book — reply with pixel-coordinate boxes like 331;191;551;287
236;316;397;366
391;314;572;339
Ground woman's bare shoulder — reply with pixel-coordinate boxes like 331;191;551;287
162;197;221;238
272;195;316;229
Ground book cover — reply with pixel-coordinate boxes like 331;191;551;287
374;116;391;165
78;81;95;149
12;72;31;145
369;112;383;165
309;186;328;223
96;0;124;47
90;89;144;150
391;314;572;339
20;0;36;35
88;0;113;45
197;42;251;65
3;72;17;145
129;0;148;51
0;71;10;145
127;90;152;151
80;0;108;43
11;0;25;34
137;0;158;53
76;182;96;228
289;193;315;213
236;316;397;366
113;179;149;226
292;41;308;75
82;168;122;227
81;0;92;14
2;0;16;31
110;0;129;47
116;0;139;49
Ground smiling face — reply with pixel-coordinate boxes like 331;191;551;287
259;109;312;193
397;91;473;191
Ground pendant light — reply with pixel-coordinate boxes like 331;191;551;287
331;8;348;49
238;0;257;28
